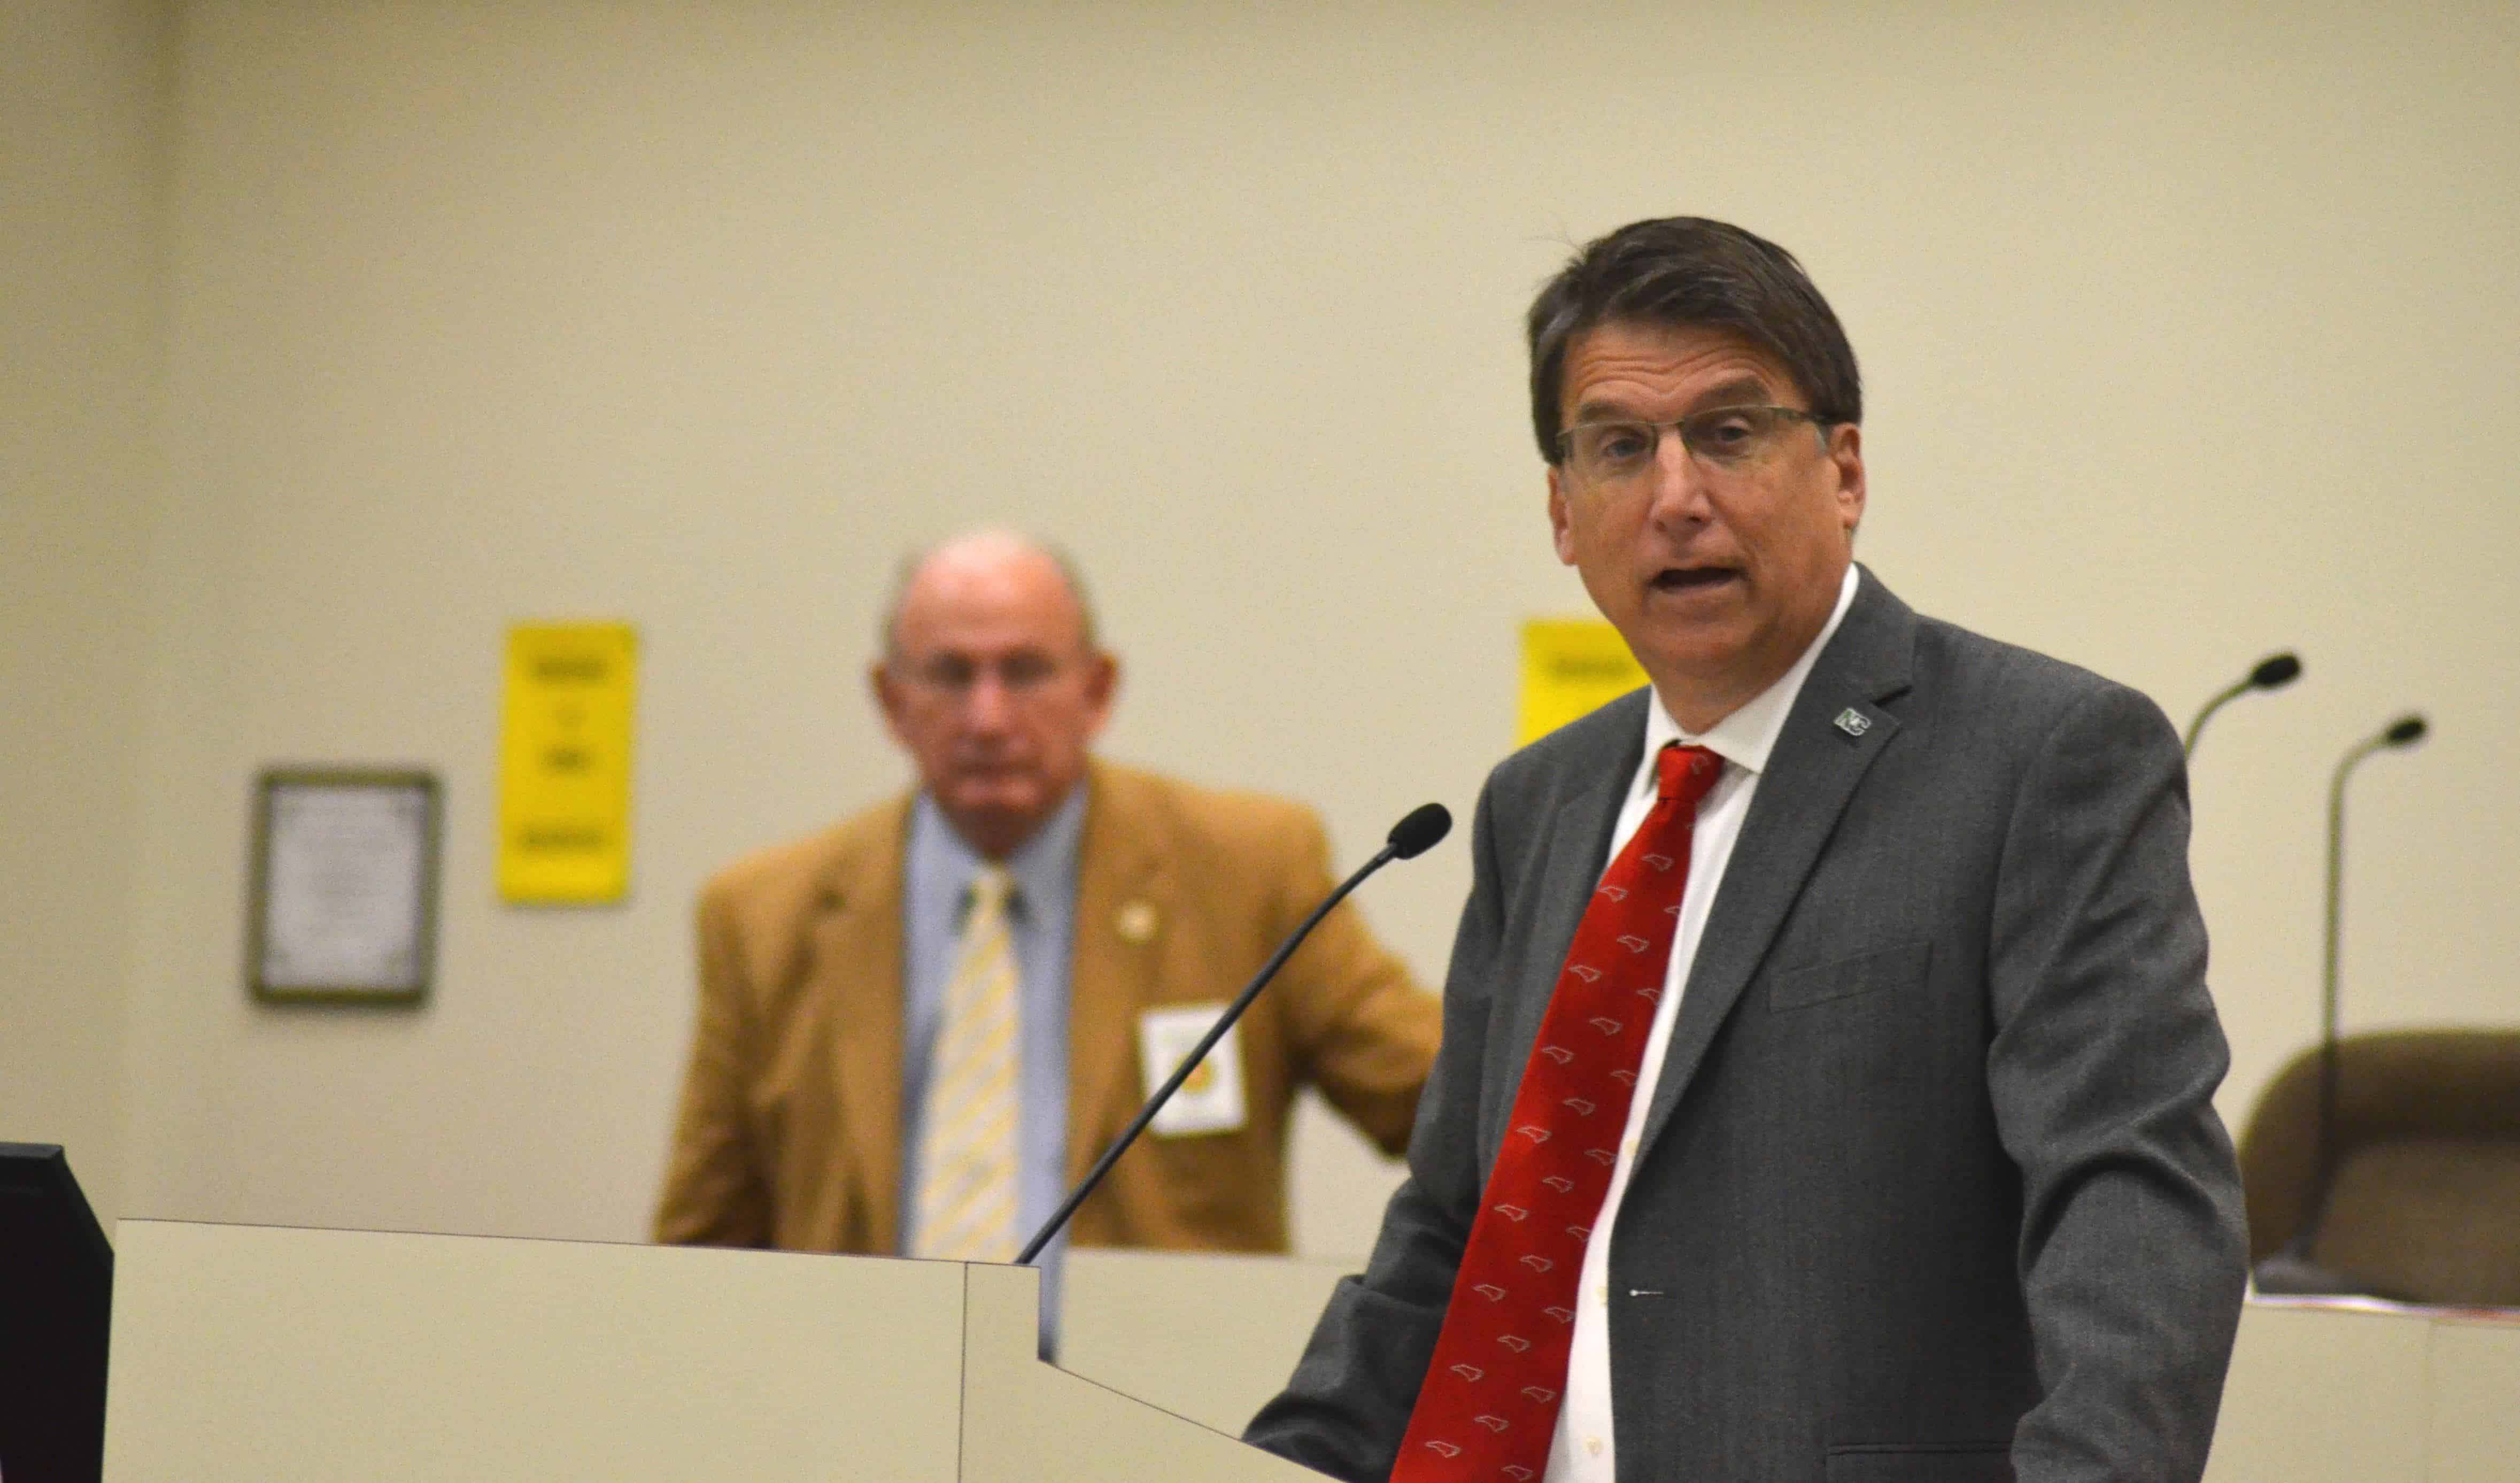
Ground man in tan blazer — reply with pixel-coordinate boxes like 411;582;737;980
655;530;1440;1259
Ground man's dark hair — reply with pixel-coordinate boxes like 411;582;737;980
1526;217;1862;463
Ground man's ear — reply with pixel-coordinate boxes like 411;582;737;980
1548;464;1577;566
1080;650;1120;736
1829;423;1866;538
870;660;911;749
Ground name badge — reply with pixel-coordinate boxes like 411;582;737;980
1137;1002;1248;1137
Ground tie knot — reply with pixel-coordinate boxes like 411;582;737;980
1656;743;1723;808
966;865;1015;916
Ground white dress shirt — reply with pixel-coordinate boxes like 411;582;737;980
1544;563;1859;1482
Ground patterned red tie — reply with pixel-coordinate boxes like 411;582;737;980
1393;742;1722;1482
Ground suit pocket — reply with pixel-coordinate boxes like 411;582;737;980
1826;1442;2012;1482
1768;940;1932;1013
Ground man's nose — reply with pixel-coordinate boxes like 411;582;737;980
961;671;1017;729
1643;427;1712;526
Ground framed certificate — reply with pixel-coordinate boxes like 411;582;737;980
246;768;440;1005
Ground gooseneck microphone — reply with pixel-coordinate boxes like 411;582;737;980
2259;713;2428;1292
1017;802;1453;1265
2183;651;2303;758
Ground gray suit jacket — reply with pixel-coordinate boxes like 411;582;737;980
1247;569;2248;1483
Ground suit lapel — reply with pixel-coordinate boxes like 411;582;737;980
810;803;911;1249
1635;569;1918;1157
1485;698;1647;1157
1065;764;1167;1185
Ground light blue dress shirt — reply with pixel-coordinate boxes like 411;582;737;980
898;783;1084;1352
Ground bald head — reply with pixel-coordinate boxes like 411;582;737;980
882;530;1099;659
872;530;1118;860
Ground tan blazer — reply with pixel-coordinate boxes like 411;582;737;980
654;760;1441;1255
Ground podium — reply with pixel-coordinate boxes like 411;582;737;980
101;1219;1324;1481
99;1222;2520;1480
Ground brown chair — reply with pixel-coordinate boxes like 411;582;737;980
2238;1029;2520;1307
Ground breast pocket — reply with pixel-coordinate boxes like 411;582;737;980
1767;941;1932;1013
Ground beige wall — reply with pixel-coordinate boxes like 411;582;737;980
1;0;174;1227
10;0;2517;1255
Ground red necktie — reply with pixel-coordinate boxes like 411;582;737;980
1393;742;1723;1482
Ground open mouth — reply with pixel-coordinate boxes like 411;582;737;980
1651;566;1740;594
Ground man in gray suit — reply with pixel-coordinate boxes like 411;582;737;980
1247;218;2249;1482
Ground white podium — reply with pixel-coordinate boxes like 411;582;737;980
113;1222;2517;1480
101;1219;1325;1482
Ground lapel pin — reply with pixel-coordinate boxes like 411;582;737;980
1833;707;1873;738
1116;899;1158;944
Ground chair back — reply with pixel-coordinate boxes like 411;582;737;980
2239;1029;2520;1306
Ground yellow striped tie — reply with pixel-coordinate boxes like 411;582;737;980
912;866;1021;1261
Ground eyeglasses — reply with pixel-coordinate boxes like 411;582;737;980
891;650;1072;701
1555;405;1830;487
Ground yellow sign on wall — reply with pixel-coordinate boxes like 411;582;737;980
1518;618;1648;745
498;622;637;903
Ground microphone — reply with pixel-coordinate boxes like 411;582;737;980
1016;802;1453;1264
1386;801;1452;860
2257;712;2427;1294
2183;651;2303;757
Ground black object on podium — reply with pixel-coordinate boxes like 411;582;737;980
0;1142;113;1483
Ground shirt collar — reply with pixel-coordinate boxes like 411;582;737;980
1638;562;1861;794
914;777;1091;918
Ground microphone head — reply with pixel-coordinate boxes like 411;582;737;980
2250;652;2302;690
1387;803;1452;860
2384;714;2428;747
